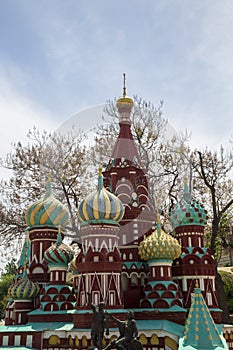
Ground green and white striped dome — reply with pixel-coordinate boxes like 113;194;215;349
25;180;69;228
9;272;40;300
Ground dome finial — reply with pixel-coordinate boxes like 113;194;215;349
184;173;189;193
22;240;28;278
45;172;52;194
156;213;162;236
123;72;126;98
116;74;134;109
56;226;62;246
98;166;103;191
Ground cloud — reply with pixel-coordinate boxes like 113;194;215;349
0;63;56;162
0;0;232;156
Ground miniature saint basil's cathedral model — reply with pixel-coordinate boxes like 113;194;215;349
0;80;229;350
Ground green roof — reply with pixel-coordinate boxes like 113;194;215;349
28;308;76;315
1;348;37;350
74;306;186;314
0;319;184;338
136;319;184;337
0;322;74;333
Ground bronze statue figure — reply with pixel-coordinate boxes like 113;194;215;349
104;311;143;350
87;292;109;350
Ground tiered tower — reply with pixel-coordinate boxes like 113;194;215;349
5;266;39;325
103;75;154;307
138;216;186;324
40;230;75;312
25;180;69;285
73;168;124;322
170;180;222;322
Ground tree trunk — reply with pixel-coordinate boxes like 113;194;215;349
215;270;232;324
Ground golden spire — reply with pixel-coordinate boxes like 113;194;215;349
123;72;126;98
116;73;134;108
157;213;161;225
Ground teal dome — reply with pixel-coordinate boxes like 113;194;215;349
25;180;69;228
9;272;40;300
78;168;125;226
44;230;74;267
138;217;181;261
170;181;208;228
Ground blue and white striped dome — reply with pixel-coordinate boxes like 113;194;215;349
78;168;124;226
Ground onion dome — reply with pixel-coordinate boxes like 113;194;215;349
25;179;69;228
44;230;74;267
78;168;125;226
9;271;39;300
138;216;181;261
170;179;208;229
116;73;134;109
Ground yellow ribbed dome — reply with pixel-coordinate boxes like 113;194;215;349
116;95;134;107
138;220;181;261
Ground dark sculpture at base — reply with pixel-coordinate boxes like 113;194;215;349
104;311;143;350
87;292;109;350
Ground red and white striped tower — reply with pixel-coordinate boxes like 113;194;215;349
74;168;125;310
6;267;39;325
40;229;75;312
138;216;184;315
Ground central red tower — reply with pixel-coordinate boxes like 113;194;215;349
103;75;155;307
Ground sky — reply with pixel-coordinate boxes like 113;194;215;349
0;0;233;169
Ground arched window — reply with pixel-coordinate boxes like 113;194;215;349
122;273;128;291
131;273;138;286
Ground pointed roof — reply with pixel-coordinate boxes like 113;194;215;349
179;285;228;350
111;75;141;166
17;237;30;272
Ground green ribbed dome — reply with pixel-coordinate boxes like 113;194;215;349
170;181;208;228
78;168;125;226
25;181;69;228
9;272;40;300
138;219;181;261
44;230;74;267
